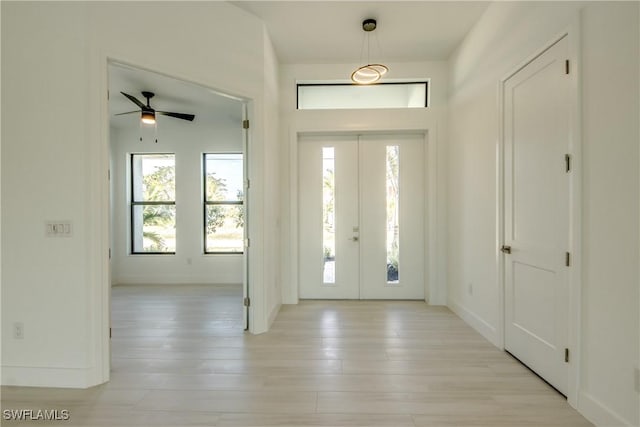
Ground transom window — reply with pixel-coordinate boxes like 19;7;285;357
297;81;428;110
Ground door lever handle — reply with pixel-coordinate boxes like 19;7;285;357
501;245;512;254
349;236;359;242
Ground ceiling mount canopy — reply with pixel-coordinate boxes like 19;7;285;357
351;18;388;85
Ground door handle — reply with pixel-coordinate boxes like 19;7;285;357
349;236;359;242
501;245;512;254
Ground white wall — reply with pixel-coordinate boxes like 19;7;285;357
580;4;639;425
279;61;449;305
1;1;280;388
447;2;639;425
0;2;3;375
2;2;94;387
263;30;282;326
110;114;244;285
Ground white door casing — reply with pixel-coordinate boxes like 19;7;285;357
503;36;570;395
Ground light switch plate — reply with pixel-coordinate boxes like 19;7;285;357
45;221;72;237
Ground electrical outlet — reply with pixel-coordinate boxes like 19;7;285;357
13;322;24;339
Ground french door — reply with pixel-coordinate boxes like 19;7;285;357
503;36;570;394
298;133;425;300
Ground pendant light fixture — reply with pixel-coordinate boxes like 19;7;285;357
351;18;388;85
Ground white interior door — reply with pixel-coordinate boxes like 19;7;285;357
503;36;570;394
298;133;425;300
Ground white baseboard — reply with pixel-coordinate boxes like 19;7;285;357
2;366;99;388
448;298;500;347
579;391;635;427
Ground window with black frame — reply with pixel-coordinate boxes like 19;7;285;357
203;153;244;254
297;81;429;110
131;153;176;254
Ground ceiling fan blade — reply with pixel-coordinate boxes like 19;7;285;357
157;111;195;121
114;110;140;116
121;92;146;109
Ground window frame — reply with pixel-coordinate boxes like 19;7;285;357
296;81;429;110
130;153;176;255
202;152;245;255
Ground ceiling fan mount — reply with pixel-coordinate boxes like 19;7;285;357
116;91;195;123
141;91;155;101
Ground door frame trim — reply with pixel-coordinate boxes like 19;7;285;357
497;18;582;408
291;129;438;303
97;55;262;386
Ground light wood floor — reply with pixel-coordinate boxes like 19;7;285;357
2;284;593;426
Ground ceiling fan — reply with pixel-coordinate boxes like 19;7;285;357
116;91;195;124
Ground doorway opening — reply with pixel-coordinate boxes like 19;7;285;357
498;29;581;404
107;62;249;370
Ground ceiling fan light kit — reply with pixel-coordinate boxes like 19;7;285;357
141;110;156;124
116;91;195;125
351;18;388;85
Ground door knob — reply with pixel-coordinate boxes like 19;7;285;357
501;245;512;254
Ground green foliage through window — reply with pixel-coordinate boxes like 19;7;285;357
131;154;176;253
204;153;244;253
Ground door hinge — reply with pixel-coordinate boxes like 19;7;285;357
245;238;250;248
109;248;111;260
243;297;251;307
245;179;250;189
564;348;570;363
565;59;570;75
108;169;111;180
242;119;250;129
565;252;571;267
565;154;572;173
109;327;112;339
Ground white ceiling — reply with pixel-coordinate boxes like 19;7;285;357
109;2;490;131
232;1;490;63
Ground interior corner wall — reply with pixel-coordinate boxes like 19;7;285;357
263;29;282;326
1;1;273;387
447;2;639;425
110;118;243;286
